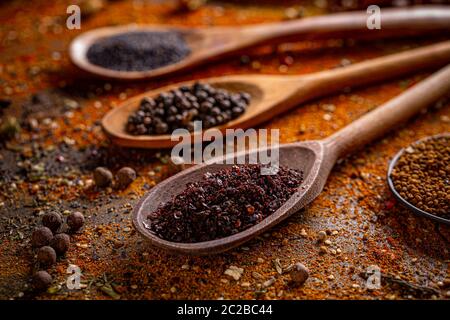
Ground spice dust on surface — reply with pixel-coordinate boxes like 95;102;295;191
0;0;449;301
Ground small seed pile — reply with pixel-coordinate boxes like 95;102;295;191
86;31;191;71
31;211;85;291
126;82;251;135
146;164;303;243
391;135;449;217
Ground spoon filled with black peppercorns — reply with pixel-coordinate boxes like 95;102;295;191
132;64;450;255
388;133;449;225
103;41;450;148
69;6;450;80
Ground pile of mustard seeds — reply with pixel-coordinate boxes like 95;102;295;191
390;135;449;217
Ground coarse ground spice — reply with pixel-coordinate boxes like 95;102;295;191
1;0;450;301
126;82;250;135
390;135;449;217
146;164;303;242
86;31;191;72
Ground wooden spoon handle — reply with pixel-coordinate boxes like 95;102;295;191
324;63;450;159
297;40;450;97
243;6;450;42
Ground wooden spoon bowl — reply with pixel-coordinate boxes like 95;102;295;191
102;41;450;148
133;141;330;255
70;24;201;80
133;64;450;255
69;6;450;80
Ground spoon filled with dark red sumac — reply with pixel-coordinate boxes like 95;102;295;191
133;65;450;255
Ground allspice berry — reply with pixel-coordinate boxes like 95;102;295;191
93;166;113;188
51;233;70;255
31;227;53;247
37;246;56;267
67;211;85;232
42;212;62;232
290;263;309;286
33;271;52;291
116;167;136;189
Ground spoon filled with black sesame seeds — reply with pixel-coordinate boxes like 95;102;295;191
69;6;450;80
388;133;450;225
103;41;450;149
132;64;450;255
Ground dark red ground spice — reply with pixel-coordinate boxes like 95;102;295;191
146;164;303;242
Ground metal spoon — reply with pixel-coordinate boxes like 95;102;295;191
387;133;450;225
132;64;450;255
69;6;450;80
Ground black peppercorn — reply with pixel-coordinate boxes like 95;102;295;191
31;227;53;247
50;233;70;255
93;167;113;188
37;246;57;267
67;211;85;232
86;31;191;72
33;271;52;291
42;212;62;232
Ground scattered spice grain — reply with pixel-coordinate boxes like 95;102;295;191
317;230;327;242
289;263;309;286
224;266;244;281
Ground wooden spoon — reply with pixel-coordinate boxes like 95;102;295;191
102;40;450;148
133;63;450;255
70;6;450;80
